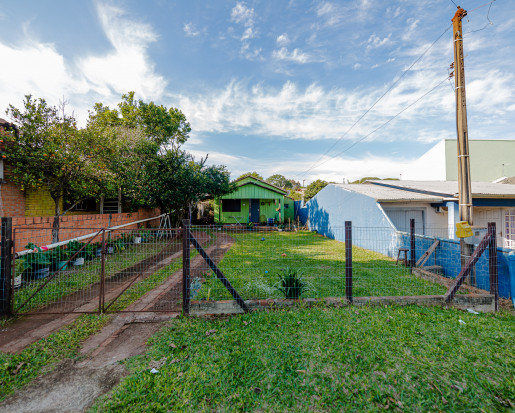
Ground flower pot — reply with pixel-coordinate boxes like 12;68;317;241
56;260;68;271
34;266;50;279
73;257;85;266
134;237;142;244
14;274;22;289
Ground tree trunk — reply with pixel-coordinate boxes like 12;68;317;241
52;196;61;244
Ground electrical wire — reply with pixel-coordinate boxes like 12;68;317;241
301;76;451;174
449;0;459;8
463;0;495;35
294;24;452;179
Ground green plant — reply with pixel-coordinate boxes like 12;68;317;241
275;267;308;299
22;243;51;270
66;240;84;259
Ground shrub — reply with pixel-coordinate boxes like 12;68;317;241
275;267;308;299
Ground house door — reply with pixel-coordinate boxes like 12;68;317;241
249;199;260;223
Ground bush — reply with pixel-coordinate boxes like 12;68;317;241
275;267;308;299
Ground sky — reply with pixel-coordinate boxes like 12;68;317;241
0;0;514;184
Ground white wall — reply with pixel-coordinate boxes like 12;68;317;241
401;140;447;181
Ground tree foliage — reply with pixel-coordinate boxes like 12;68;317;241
304;179;329;202
266;174;293;189
237;172;263;180
140;151;234;224
4;92;233;238
5;96;118;241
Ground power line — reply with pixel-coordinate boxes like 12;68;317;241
295;23;452;179
301;76;451;174
463;0;495;35
449;0;459;8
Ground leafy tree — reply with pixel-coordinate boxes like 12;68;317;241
237;172;263;180
5;96;118;242
304;179;329;202
88;91;191;150
141;151;234;225
266;174;293;189
288;191;303;201
350;177;399;184
87;92;192;209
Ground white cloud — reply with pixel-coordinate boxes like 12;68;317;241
229;1;260;59
276;33;290;46
184;22;200;37
170;70;457;144
78;2;165;101
316;2;342;27
272;47;311;64
0;1;166;123
366;33;392;50
230;2;255;27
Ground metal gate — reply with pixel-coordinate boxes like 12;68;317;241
7;226;184;315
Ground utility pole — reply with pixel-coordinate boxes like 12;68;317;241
453;6;473;226
452;6;474;281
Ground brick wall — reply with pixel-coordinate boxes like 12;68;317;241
0;179;25;217
13;208;162;252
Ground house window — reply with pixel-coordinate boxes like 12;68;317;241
505;209;515;249
222;199;241;213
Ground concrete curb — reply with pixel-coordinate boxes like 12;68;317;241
190;294;495;315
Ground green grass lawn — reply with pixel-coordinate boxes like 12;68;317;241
91;305;515;412
196;231;446;301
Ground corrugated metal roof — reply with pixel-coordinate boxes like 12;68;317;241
499;177;515;185
333;184;444;202
367;180;515;198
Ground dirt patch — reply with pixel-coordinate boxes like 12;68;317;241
0;317;174;413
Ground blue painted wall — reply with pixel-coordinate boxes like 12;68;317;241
398;233;512;299
307;184;398;256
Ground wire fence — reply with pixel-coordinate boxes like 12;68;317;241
10;227;184;315
183;223;507;307
2;219;511;316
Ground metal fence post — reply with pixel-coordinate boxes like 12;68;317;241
99;229;106;314
345;221;353;303
410;219;416;272
1;217;13;317
182;219;191;315
488;222;498;312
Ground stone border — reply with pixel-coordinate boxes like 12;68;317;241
190;294;495;316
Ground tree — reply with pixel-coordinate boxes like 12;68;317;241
350;177;399;184
266;174;293;189
5;96;118;242
304;179;329;202
87;92;193;209
88;91;191;150
289;191;303;201
141;151;234;225
237;172;263;180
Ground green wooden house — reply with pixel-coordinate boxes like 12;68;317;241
214;176;294;224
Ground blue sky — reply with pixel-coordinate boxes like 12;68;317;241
1;0;514;183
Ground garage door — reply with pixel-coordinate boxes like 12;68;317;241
383;209;425;235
